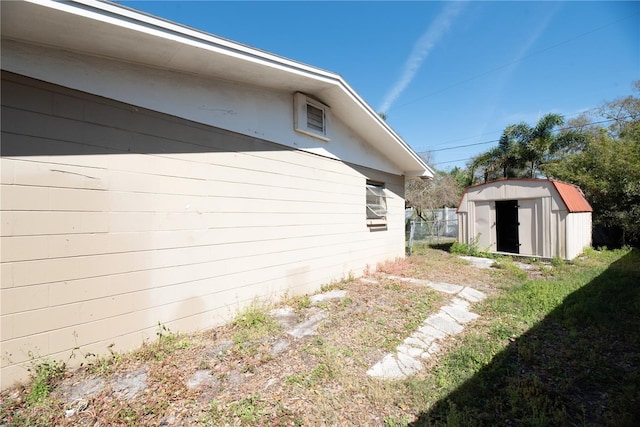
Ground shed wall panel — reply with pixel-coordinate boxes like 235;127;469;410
565;212;592;259
0;72;406;388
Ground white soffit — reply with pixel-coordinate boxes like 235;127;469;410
1;0;433;178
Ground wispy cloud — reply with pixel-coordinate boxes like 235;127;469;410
479;5;560;134
378;2;465;114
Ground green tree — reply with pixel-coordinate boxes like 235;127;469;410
545;129;640;246
511;113;565;178
470;113;588;183
495;124;527;178
468;149;501;183
544;81;640;246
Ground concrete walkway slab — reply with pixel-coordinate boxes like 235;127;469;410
427;281;465;294
441;298;479;324
367;275;485;381
366;354;405;380
310;290;347;305
416;324;447;340
287;313;327;339
459;287;486;302
425;312;464;335
270;307;298;328
396;352;423;375
460;256;495;269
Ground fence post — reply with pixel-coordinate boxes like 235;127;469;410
408;220;416;255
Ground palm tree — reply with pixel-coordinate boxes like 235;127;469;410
470;113;577;182
495;124;526;178
469;149;500;183
514;113;565;178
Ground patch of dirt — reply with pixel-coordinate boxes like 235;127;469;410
1;248;505;426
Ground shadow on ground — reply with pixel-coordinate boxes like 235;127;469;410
410;249;640;426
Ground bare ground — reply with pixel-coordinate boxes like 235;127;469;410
1;247;509;426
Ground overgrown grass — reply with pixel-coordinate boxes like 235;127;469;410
406;247;640;426
231;302;281;356
3;246;637;426
449;240;494;258
134;322;193;361
25;358;66;407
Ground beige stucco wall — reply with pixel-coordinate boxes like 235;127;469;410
0;72;406;388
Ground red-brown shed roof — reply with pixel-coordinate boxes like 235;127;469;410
551;180;593;213
456;178;593;213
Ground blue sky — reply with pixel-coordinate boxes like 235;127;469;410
120;1;639;171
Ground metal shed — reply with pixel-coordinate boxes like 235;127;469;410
457;179;592;260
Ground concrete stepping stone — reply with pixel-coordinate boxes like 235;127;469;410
366;354;406;380
416;324;447;340
396;352;423;375
460;256;495;269
287;313;327;339
310;290;347;305
397;344;423;358
425;312;464;335
441;298;479;324
427;281;464;294
404;336;431;349
458;287;486;302
111;367;147;401
367;275;487;380
270;307;298;328
186;370;216;390
271;339;290;355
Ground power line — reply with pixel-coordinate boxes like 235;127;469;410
420;116;625;156
429;115;633;166
424;139;499;153
433;158;473;166
425;107;601;149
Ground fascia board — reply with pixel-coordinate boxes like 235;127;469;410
4;0;432;177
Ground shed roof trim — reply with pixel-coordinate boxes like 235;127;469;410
457;178;593;213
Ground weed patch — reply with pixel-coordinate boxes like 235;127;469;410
2;247;638;426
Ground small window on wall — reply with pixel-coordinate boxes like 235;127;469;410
294;92;330;141
366;181;387;229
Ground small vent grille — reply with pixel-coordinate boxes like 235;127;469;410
293;92;329;141
306;104;324;132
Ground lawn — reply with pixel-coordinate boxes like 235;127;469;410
1;244;638;426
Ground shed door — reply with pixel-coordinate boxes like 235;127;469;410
496;200;519;254
518;199;543;257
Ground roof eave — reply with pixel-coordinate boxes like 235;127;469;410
1;0;432;178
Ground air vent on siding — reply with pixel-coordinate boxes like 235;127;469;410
294;92;330;141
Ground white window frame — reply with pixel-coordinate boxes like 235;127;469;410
366;181;387;227
294;92;330;141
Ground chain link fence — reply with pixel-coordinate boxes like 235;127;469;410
406;208;458;254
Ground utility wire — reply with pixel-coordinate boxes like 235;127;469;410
426;107;601;149
429;115;633;166
420;116;626;156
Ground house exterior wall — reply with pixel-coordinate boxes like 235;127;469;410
0;71;406;388
457;180;591;260
2;40;400;177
